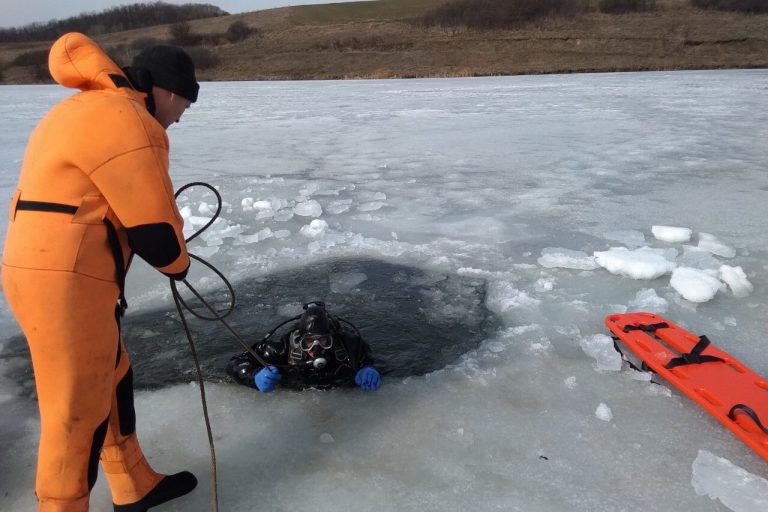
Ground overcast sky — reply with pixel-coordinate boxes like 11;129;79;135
4;1;373;29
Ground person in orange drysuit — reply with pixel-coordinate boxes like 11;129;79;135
2;32;200;511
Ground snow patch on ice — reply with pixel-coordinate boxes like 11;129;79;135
670;267;724;303
594;247;677;280
294;199;322;217
652;225;692;243
692;450;768;511
628;288;668;314
604;229;645;247
697;232;736;258
197;202;215;216
486;281;542;313
192;245;220;258
595;403;613;422
538;248;599;270
719;265;754;298
236;227;274;244
299;219;329;238
326;199;353;215
534;277;554;292
579;334;623;372
273;229;291;239
358;201;385;212
678;246;722;271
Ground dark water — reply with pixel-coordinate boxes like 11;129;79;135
0;258;500;392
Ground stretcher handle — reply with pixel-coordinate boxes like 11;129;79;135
729;404;768;434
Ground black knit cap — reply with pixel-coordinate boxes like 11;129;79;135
132;45;199;103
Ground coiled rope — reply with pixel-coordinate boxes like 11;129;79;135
169;182;271;512
166;182;366;511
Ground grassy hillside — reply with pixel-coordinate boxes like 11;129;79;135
289;0;446;24
1;0;766;84
0;2;227;43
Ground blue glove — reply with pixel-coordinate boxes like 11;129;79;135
355;366;381;391
254;366;282;393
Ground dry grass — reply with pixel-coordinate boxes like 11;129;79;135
0;0;766;83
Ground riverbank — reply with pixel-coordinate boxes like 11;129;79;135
1;0;766;83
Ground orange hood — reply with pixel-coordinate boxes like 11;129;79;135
48;32;130;93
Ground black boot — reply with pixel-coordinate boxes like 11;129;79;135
113;471;197;512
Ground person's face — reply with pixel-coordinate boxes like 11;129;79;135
301;333;333;360
152;86;192;129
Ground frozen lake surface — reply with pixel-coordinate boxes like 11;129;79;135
1;70;767;511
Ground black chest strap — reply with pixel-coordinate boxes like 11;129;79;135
16;199;78;214
622;322;725;370
665;335;725;369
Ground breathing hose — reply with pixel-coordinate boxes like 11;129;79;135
168;182;270;512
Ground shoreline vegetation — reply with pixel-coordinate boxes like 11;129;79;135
0;0;766;84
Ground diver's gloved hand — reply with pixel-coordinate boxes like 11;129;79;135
254;366;282;393
355;366;381;391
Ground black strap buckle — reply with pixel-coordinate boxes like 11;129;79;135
623;322;669;333
665;335;725;369
117;297;128;317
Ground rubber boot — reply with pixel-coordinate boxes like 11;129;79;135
112;471;197;512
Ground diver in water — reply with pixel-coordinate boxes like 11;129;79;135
226;302;381;392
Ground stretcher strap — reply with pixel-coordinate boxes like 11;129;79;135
665;335;725;369
622;322;669;333
729;404;768;434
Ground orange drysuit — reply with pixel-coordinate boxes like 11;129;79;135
2;33;190;511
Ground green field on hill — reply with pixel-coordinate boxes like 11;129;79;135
289;0;446;24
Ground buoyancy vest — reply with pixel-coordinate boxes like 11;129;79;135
2;32;190;285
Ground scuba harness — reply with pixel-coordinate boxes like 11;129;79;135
259;300;363;374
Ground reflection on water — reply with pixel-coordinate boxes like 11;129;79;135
1;258;499;393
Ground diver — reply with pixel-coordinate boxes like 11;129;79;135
226;302;381;392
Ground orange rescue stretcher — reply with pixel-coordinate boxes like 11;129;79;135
605;312;768;462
